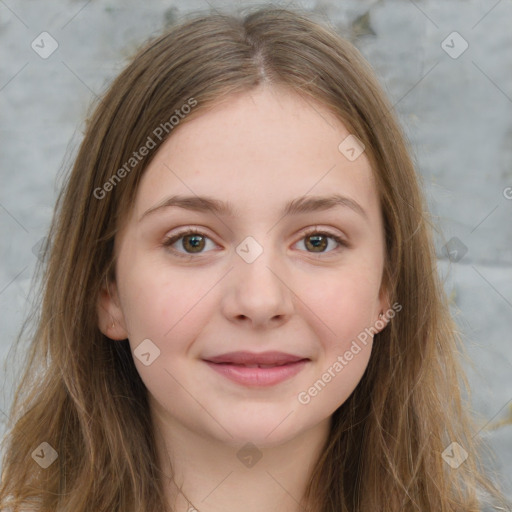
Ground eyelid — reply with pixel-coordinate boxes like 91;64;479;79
296;227;349;252
162;226;349;258
162;228;220;259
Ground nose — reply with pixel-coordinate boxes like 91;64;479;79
220;244;294;329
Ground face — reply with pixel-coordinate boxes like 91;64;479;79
97;85;389;448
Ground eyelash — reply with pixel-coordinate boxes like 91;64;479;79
161;228;348;259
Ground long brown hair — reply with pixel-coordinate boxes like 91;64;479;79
1;6;509;512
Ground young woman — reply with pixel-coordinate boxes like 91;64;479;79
1;6;509;512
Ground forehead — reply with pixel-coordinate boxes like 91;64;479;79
128;86;380;226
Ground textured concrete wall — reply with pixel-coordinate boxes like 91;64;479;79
1;0;511;502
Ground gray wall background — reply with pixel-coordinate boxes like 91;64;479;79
1;0;511;502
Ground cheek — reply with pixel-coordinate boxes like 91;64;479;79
298;343;372;418
118;266;207;396
296;269;377;415
304;262;382;342
119;258;211;357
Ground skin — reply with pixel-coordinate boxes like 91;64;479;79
97;84;389;512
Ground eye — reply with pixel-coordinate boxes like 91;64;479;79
162;229;217;258
294;228;348;254
162;227;348;259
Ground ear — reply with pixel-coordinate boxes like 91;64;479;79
97;277;129;340
374;280;392;334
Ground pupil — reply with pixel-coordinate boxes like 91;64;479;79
307;235;327;252
184;235;204;252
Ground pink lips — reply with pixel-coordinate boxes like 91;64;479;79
203;351;310;387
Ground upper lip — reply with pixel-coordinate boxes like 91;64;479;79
203;351;309;365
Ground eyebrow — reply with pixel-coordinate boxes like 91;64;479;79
139;193;368;222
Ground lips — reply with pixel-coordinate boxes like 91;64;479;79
203;351;310;387
203;351;308;366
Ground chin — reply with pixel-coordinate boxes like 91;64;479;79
210;414;307;449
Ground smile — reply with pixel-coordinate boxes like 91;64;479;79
203;359;309;387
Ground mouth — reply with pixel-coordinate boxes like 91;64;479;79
213;362;299;368
202;352;310;387
204;350;308;366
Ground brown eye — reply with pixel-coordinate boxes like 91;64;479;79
305;234;328;252
163;228;347;259
181;234;206;253
297;230;347;254
162;229;216;257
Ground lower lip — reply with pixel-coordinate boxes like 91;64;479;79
204;360;309;387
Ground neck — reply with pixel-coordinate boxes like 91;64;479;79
151;406;331;512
